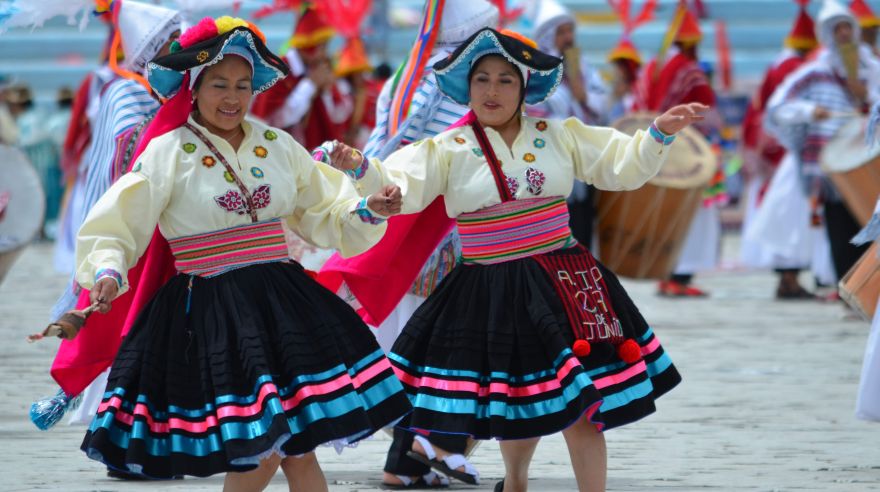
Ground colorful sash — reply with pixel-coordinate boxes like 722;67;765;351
457;197;577;264
168;218;288;277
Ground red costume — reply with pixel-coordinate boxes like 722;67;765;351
251;8;351;149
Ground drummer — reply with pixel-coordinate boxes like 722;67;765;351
739;1;821;299
632;1;724;298
764;0;879;287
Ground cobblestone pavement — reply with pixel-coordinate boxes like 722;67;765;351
1;239;878;491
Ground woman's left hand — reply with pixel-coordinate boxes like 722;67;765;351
367;185;403;217
654;103;710;135
329;141;364;171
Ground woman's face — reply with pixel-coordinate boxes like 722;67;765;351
469;55;523;128
194;55;253;134
833;20;855;46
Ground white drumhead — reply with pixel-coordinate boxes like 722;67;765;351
0;145;45;253
611;112;716;189
820;117;879;173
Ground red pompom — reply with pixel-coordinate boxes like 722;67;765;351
617;339;642;363
179;17;219;48
572;339;591;357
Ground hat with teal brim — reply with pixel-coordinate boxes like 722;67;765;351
148;26;288;99
432;27;563;106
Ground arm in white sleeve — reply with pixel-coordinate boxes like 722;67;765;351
283;134;387;258
275;78;319;128
74;141;176;293
561;117;670;191
356;137;450;214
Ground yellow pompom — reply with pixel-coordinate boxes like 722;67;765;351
215;16;249;35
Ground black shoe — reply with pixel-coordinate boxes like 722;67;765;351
494;479;504;492
107;469;149;481
106;468;183;481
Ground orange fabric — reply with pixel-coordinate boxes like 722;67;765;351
786;7;818;50
608;38;642;64
851;0;880;28
675;6;702;44
290;7;334;49
336;38;371;77
499;29;538;49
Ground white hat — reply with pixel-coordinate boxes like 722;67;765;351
532;0;575;53
118;0;182;74
817;0;859;48
437;0;500;46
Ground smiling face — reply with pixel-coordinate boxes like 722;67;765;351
193;55;253;136
468;55;523;129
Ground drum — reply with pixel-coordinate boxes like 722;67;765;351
820;117;880;226
595;113;716;279
0;145;45;283
840;243;880;321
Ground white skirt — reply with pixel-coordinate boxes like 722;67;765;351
371;293;425;354
67;368;109;425
674;203;721;275
856;295;880;422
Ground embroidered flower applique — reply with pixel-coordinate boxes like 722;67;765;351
202;156;216;168
525;167;545;195
182;143;197;153
215;189;246;214
251;184;271;208
535;120;548;132
523;152;536;163
264;129;278;141
254;145;268;158
506;174;519;197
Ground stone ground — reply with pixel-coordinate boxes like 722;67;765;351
1;236;878;491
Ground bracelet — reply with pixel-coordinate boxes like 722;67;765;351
344;149;369;180
649;121;676;145
353;197;386;225
95;268;123;289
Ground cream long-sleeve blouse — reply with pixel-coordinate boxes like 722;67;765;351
75;116;385;292
357;115;671;217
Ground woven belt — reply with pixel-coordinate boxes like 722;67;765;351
168;218;289;277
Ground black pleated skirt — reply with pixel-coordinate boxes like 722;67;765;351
81;261;412;478
389;248;680;440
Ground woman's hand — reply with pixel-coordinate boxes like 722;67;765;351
90;277;119;314
367;185;402;217
329;141;364;171
655;103;710;135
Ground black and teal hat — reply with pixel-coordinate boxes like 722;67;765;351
148;21;288;99
432;27;563;106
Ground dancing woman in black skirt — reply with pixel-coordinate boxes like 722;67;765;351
75;17;411;491
329;28;705;491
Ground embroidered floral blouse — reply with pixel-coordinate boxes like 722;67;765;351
356;115;672;217
75;116;385;292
